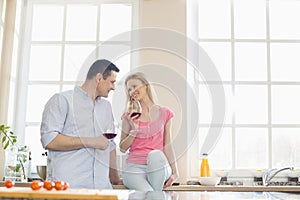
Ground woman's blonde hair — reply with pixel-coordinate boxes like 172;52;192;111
124;72;155;103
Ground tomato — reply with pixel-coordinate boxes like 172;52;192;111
63;181;69;190
5;179;15;188
54;181;64;190
30;180;43;190
43;180;54;190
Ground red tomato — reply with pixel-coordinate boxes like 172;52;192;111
43;180;54;190
5;179;15;188
54;181;64;190
30;180;43;190
62;181;69;190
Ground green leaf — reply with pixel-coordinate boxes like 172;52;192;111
4;141;10;150
18;146;27;151
9;131;14;135
15;164;21;172
22;154;27;163
12;138;17;143
1;136;6;143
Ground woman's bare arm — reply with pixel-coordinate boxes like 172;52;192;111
119;118;136;153
163;119;179;185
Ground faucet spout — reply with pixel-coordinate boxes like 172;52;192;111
262;167;294;186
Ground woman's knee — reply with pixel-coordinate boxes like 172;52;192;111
147;150;169;170
148;150;165;161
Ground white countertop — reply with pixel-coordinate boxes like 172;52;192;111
1;182;300;199
1;187;299;200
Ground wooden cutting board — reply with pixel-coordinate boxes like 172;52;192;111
0;187;118;199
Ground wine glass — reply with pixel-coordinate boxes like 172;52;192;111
103;123;117;140
128;98;142;118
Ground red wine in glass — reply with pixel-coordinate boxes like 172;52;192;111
130;112;141;118
128;99;142;119
103;132;117;139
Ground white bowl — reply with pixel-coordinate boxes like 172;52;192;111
199;177;221;186
252;169;264;177
215;170;228;177
287;170;299;178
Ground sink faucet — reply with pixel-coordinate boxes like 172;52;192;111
262;167;294;186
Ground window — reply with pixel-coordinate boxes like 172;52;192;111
1;0;22;127
189;0;300;177
15;0;138;171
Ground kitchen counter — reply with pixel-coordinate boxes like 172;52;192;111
166;191;300;200
113;184;300;193
1;187;300;200
0;187;118;199
163;185;300;193
2;182;300;192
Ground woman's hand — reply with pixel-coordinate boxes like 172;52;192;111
117;178;123;185
121;112;139;130
111;177;123;185
165;173;178;186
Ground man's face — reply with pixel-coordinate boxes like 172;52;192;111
96;71;117;97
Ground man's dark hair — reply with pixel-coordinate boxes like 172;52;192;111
86;59;120;80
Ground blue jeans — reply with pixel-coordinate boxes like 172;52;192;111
122;150;172;191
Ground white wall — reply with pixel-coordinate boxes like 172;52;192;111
138;0;188;183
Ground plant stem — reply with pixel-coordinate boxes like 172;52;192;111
18;156;26;180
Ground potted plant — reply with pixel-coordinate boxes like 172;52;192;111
1;124;29;181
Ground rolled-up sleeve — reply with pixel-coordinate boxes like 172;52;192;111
40;94;68;149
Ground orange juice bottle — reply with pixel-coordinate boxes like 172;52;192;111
200;153;210;177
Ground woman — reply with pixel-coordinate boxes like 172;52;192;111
120;72;179;191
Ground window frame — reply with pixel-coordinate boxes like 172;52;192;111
188;0;300;178
13;0;139;170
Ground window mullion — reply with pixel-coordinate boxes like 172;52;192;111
266;0;272;169
59;3;67;92
230;0;236;170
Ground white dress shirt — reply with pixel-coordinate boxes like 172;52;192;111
40;86;116;189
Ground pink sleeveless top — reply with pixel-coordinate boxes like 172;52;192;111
126;107;174;165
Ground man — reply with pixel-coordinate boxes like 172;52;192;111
40;59;122;189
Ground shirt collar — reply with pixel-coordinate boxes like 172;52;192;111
75;86;102;101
